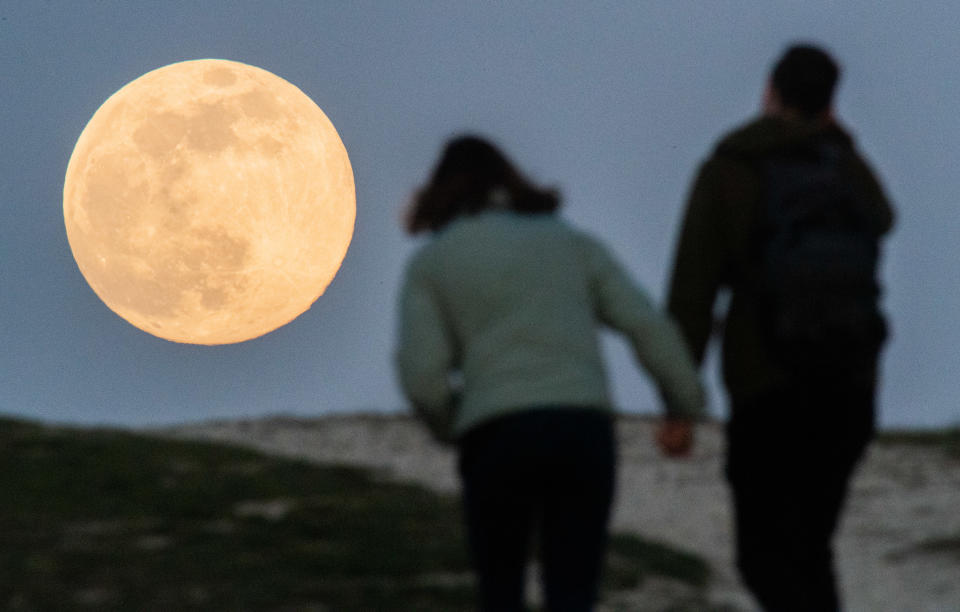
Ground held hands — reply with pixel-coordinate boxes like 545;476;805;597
656;418;695;458
420;409;455;446
414;398;458;446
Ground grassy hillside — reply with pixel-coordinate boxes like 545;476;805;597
0;417;712;611
875;426;960;457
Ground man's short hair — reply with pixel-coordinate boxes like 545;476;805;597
771;44;840;117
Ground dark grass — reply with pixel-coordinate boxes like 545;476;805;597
887;534;960;563
605;534;710;590
0;416;711;611
909;536;960;558
875;427;960;458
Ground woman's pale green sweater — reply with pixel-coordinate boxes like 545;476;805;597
396;211;704;439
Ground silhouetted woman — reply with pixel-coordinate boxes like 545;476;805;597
395;135;705;611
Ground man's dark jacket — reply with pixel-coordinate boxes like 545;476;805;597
667;115;895;405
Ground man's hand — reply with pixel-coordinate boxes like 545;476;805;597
656;418;695;458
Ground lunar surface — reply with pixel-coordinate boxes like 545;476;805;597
63;59;355;344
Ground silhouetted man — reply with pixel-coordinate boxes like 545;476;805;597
666;44;894;611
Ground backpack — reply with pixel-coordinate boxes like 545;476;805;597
753;143;887;377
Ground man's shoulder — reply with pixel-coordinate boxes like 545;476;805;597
709;115;855;161
714;116;769;150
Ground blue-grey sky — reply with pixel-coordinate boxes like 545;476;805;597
2;2;957;428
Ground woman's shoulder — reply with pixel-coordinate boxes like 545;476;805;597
407;212;606;265
402;216;488;274
401;237;442;280
544;218;608;255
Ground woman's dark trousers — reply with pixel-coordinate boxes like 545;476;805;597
458;408;616;612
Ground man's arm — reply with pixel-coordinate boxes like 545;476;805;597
657;158;735;458
666;158;731;366
849;152;896;235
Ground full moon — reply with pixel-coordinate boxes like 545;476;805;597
63;59;355;344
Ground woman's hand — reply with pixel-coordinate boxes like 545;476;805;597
656;418;694;458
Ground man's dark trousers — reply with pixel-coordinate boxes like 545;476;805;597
726;382;874;611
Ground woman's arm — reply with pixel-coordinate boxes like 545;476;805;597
587;238;706;420
395;257;457;442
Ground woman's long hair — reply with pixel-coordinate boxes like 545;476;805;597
406;135;560;234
